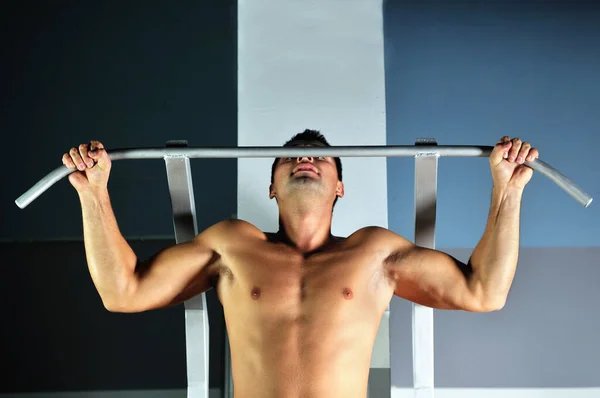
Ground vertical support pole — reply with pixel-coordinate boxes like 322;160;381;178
224;329;233;398
164;140;209;398
413;138;438;398
369;304;391;398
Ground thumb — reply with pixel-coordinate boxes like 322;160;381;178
490;137;511;166
88;147;104;160
87;141;110;169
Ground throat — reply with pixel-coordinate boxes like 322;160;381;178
272;229;337;256
276;205;335;253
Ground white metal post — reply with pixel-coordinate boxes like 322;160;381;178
225;329;233;398
164;140;210;398
413;138;438;398
369;305;391;398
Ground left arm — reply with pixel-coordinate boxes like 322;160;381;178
467;185;522;310
386;136;538;312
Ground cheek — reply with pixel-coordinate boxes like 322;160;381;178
273;166;289;184
321;164;337;180
323;172;339;187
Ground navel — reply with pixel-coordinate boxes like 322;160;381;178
342;287;354;300
251;287;261;300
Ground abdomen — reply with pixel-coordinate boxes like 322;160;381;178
226;303;380;398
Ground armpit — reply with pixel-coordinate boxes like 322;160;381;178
210;262;234;288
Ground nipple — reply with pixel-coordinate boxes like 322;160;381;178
342;287;353;300
251;287;261;300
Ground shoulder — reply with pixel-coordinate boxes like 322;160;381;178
192;218;264;248
201;218;262;234
218;218;264;234
349;226;410;244
344;226;414;257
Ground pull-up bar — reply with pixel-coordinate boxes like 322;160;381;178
15;145;593;209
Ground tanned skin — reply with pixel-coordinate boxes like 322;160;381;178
62;136;538;398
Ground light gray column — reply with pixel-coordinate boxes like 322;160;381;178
412;138;438;397
237;1;388;397
164;141;210;398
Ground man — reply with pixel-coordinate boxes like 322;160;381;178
62;130;538;398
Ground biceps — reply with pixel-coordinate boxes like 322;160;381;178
390;248;482;311
127;241;218;311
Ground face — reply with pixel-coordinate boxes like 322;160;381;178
269;143;344;206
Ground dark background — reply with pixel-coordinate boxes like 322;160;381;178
2;0;237;393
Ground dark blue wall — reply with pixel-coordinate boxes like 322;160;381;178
384;0;599;248
3;0;238;241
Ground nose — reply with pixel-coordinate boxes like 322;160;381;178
297;156;313;162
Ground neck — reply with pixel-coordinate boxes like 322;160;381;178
277;200;333;254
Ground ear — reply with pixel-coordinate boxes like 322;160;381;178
336;181;345;198
269;184;276;200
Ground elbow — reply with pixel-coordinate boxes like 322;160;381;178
481;301;505;312
100;288;138;313
100;275;140;313
476;297;506;312
101;296;129;313
466;279;508;312
103;298;141;313
463;290;506;312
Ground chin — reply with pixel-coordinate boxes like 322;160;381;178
290;176;319;185
286;181;327;196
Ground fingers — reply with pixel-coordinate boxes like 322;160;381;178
524;145;539;162
62;141;106;171
507;138;522;163
62;152;76;169
65;147;84;170
79;143;95;168
509;138;538;164
493;136;538;165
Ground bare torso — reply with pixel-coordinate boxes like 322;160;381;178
210;222;395;398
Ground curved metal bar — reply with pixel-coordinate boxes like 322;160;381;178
15;145;593;209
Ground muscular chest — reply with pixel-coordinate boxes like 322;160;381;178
215;240;390;316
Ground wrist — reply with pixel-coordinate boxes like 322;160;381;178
78;185;110;204
492;184;523;201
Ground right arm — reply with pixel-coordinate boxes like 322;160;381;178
66;141;221;313
79;188;222;312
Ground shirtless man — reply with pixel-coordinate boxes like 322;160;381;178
62;130;538;398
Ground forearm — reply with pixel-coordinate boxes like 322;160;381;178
78;188;138;306
469;185;523;309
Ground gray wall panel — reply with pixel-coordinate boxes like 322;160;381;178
391;247;600;388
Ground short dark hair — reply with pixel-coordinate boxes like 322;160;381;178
270;129;343;206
